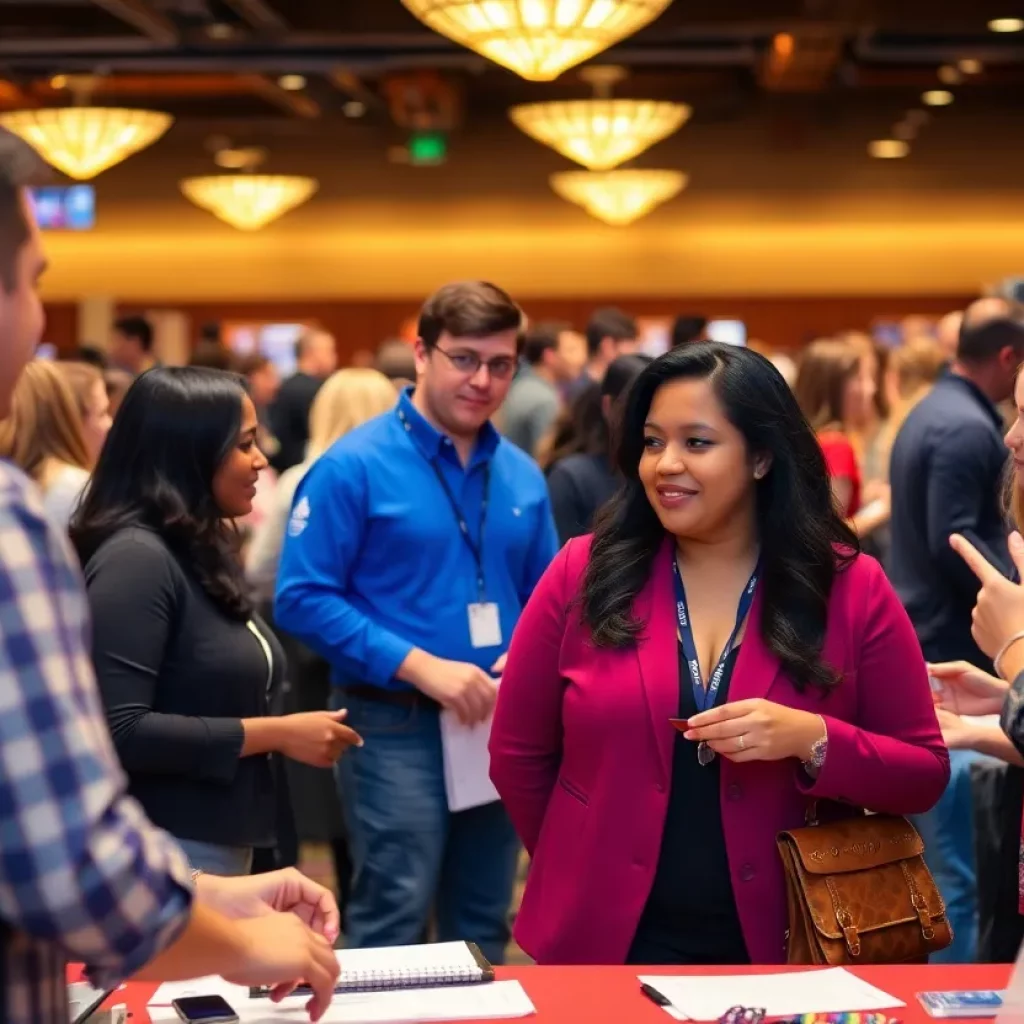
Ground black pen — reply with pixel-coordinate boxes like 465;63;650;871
641;983;673;1008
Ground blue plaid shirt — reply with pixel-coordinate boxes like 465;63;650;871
0;463;194;1023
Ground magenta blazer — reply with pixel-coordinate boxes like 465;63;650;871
489;536;949;965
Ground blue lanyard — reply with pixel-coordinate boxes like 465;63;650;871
672;557;758;713
428;459;490;601
397;406;490;601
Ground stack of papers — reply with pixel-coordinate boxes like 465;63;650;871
149;969;535;1024
638;968;905;1021
440;709;500;812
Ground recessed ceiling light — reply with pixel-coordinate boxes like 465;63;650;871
988;17;1024;32
892;121;916;141
214;146;266;170
958;58;983;74
50;75;68;89
922;90;954;106
205;22;235;39
278;74;306;92
343;100;366;118
868;139;909;159
904;108;930;127
938;65;963;85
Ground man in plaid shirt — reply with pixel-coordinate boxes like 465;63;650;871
0;136;340;1021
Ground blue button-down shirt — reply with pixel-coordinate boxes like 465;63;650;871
275;389;560;689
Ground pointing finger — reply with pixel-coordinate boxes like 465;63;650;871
950;533;1000;584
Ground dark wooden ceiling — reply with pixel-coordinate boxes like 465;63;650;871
1;0;1023;208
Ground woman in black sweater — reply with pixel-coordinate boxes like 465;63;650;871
71;366;361;876
544;354;649;544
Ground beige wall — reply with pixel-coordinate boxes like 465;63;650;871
39;192;1024;301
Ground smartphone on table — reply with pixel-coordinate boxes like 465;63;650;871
171;995;239;1023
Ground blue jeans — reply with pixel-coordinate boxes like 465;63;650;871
332;688;520;965
913;749;984;963
176;839;254;877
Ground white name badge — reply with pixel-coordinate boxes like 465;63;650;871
468;602;502;649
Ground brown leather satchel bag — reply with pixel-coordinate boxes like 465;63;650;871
776;810;953;964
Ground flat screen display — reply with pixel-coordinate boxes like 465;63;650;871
30;186;95;230
706;319;747;347
226;322;307;378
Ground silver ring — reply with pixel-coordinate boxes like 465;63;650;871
738;735;746;750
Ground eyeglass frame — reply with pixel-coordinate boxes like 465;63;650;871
430;344;520;381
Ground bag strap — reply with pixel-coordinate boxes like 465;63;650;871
806;799;819;827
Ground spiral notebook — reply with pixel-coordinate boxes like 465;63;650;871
249;941;495;997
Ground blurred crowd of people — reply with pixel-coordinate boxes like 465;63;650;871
9;123;1024;1024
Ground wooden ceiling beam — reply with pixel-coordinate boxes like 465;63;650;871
328;69;384;111
243;75;321;118
88;0;179;45
219;0;288;34
34;74;260;99
0;79;38;110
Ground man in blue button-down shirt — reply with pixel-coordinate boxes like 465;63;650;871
276;281;559;962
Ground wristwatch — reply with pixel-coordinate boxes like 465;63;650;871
802;717;828;776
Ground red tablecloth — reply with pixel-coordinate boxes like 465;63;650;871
92;963;1011;1024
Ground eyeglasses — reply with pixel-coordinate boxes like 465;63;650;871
433;346;518;381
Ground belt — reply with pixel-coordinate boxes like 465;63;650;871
341;684;440;711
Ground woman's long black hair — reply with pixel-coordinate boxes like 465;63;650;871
544;354;650;468
70;366;253;619
582;341;859;693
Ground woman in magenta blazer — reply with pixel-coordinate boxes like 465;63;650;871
489;341;949;967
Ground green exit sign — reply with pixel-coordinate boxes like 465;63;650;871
408;132;447;166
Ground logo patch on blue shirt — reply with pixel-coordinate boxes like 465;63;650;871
289;496;311;537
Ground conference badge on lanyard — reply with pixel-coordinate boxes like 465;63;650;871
672;557;758;766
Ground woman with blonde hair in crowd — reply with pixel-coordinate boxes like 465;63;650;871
876;336;947;476
245;366;398;892
795;336;889;538
56;359;113;464
0;359;94;529
246;367;399;596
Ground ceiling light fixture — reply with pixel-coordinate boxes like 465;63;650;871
958;58;983;74
214;146;267;170
868;139;909;159
0;106;172;180
988;17;1024;32
343;100;366;118
399;0;674;82
922;90;954;107
937;65;963;85
277;75;307;91
180;175;318;230
510;65;690;171
550;168;686;225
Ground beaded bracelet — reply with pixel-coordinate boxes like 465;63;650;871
994;630;1024;679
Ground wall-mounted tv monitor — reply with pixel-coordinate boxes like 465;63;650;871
706;319;747;347
225;322;308;378
29;185;95;230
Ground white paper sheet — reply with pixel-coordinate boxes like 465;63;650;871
148;981;535;1023
149;975;248;1007
440;709;500;812
149;942;488;1009
637;969;905;1021
996;937;1024;1024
